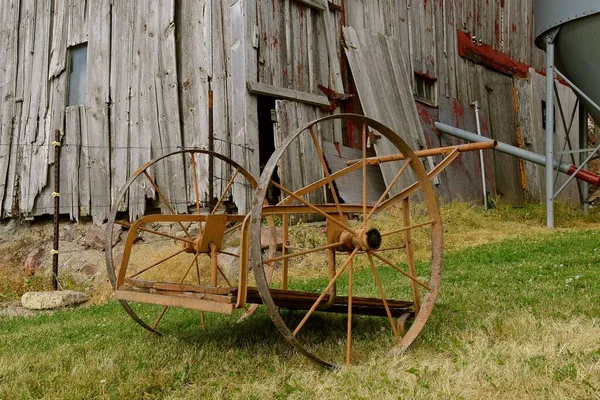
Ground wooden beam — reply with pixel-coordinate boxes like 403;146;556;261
247;81;330;107
293;0;326;11
115;290;234;315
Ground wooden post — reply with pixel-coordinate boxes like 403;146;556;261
208;80;214;206
52;129;62;290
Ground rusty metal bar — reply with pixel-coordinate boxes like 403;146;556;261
346;141;497;166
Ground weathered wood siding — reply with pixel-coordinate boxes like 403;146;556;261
0;0;250;222
0;0;583;223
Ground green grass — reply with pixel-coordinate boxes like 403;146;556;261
1;229;600;399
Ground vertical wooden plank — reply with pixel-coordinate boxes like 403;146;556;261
110;0;134;211
86;0;111;223
153;0;186;214
67;0;89;46
343;27;425;197
20;0;52;216
484;69;524;206
230;0;259;212
78;105;91;217
63;107;81;219
212;0;232;196
0;0;20;217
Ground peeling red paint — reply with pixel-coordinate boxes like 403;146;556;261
297;63;303;90
451;99;466;128
416;103;435;127
415;70;437;82
283;68;289;86
457;30;529;78
512;23;517;33
533;69;569;86
494;21;500;45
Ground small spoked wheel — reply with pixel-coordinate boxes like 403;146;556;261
106;149;273;334
249;114;443;368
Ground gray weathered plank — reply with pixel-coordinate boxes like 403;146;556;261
109;0;134;212
247;81;330;107
230;0;260;212
86;0;111;223
343;27;425;198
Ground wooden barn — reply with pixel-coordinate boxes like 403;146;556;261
0;0;585;223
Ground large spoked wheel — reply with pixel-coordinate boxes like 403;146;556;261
106;149;271;334
250;114;443;368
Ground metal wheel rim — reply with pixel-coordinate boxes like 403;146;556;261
249;114;443;368
105;149;258;335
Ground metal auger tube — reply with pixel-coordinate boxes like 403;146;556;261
435;122;600;187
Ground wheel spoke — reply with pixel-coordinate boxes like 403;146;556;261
194;255;207;328
371;252;432;291
190;153;202;214
212;169;239;214
263;241;344;264
309;127;344;219
276;160;364;206
380;220;434;237
128;248;187;279
282;214;290;290
362;123;368;226
272;181;357;236
377;148;460;213
217;266;233;287
219;250;240;258
293;248;359;336
143;171;192;239
118;220;194;245
402;198;421;314
210;243;218;287
365;159;411;223
346;257;354;365
358;245;407;255
190;153;204;236
224;222;243;236
367;252;400;343
153;251;201;329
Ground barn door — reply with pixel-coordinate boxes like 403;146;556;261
485;71;525;206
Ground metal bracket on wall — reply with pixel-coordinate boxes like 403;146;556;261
318;84;355;112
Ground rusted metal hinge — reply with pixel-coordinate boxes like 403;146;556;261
328;1;343;12
318;85;354;112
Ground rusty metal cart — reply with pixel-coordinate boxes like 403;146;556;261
106;114;495;368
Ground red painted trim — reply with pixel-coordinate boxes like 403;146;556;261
567;165;600;187
457;30;529;78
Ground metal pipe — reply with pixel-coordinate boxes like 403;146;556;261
555;142;600;198
545;37;555;228
435;122;600;188
472;101;488;210
579;106;589;212
345;141;496;166
555;68;600;116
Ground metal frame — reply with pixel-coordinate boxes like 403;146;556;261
544;33;600;227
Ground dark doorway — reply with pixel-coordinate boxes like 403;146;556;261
257;95;281;203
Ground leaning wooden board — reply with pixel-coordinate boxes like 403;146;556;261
343;27;427;198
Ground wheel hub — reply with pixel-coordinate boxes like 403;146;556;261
339;228;382;251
